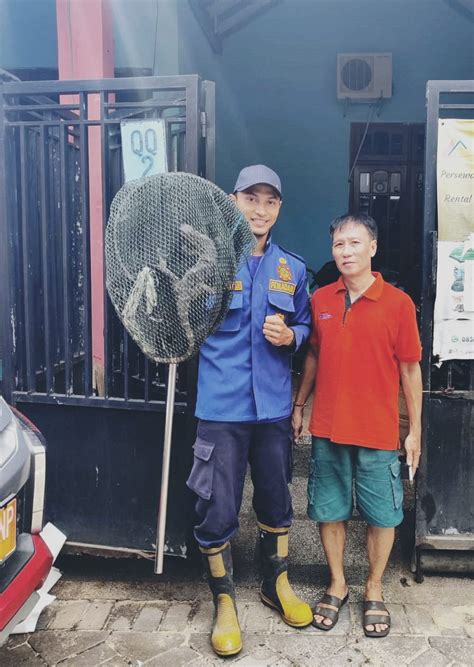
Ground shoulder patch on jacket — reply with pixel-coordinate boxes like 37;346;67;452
276;245;306;267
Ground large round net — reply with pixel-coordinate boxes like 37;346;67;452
105;172;255;363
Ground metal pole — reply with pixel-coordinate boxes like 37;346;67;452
155;362;177;574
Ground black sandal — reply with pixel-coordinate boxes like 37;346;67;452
363;600;391;638
311;592;349;631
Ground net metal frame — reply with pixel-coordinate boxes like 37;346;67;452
105;172;255;364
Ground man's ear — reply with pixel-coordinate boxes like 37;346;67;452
370;239;377;257
229;193;237;203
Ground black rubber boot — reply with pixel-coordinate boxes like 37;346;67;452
200;542;242;657
258;522;312;627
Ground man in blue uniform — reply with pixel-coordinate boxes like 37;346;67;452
187;165;313;656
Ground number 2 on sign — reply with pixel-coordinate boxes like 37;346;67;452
130;128;158;177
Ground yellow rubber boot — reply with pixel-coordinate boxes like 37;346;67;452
200;542;242;657
258;522;313;628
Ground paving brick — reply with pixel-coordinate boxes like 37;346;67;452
404;604;439;635
429;637;474;665
187;657;216;667
407;647;451;666
188;600;214;633
0;635;29;650
268;634;347;665
100;657;130;667
349;636;429;665
132;603;166;631
28;631;107;665
0;642;45;666
430;604;472;636
35;602;58;631
189;632;275;664
159;602;192;631
323;647;371;667
234;646;284;665
47;600;89;630
108;632;177;663
59;641;118;666
147;646;201;666
77;601;114;631
241;601;273;633
105;601;142;631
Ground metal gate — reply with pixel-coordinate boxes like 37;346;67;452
0;75;215;557
416;80;474;574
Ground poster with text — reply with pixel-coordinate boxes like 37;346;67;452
433;119;474;361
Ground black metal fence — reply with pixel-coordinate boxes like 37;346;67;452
0;75;215;414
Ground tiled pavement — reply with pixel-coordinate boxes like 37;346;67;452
2;591;473;666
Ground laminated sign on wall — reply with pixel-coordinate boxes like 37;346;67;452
121;120;168;183
434;119;474;361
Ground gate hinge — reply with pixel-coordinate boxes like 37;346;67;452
200;111;207;138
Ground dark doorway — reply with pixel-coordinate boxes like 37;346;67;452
349;122;425;304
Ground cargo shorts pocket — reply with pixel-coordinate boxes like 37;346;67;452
186;438;215;500
390;460;403;510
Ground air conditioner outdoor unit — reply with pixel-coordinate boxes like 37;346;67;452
337;53;392;101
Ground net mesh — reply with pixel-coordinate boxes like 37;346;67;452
105;172;255;363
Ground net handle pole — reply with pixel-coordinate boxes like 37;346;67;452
154;362;177;574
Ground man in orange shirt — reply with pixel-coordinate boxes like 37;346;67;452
293;213;422;638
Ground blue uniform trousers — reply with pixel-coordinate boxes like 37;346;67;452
186;418;294;548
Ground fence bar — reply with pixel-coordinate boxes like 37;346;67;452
6;118;187;128
79;93;93;397
123;331;129;400
104;101;186;109
0;85;14;401
19;125;35;392
7;103;82;113
101;91;111;397
144;359;150;402
39;125;53;393
12;392;188;411
185;78;200;173
202;81;216;182
59;124;72;394
3;76;196;95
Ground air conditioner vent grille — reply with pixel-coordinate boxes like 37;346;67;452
341;58;372;91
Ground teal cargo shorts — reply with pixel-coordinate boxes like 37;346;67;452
307;437;403;528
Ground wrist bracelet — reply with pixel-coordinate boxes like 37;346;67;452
293;403;306;408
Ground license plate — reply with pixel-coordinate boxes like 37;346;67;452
0;498;17;564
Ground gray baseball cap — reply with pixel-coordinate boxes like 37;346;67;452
233;164;282;197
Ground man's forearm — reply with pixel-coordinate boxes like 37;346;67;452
294;347;318;406
400;362;422;436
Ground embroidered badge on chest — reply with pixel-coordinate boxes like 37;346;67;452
277;257;292;282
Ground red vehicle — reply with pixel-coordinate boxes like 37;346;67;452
0;398;53;645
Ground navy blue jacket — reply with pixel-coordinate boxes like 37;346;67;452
196;240;311;422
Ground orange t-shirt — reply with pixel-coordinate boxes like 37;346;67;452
308;273;421;450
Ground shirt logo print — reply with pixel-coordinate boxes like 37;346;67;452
319;312;333;320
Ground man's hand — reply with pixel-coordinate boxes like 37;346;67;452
404;432;421;476
263;314;295;347
399;361;422;478
292;406;304;441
